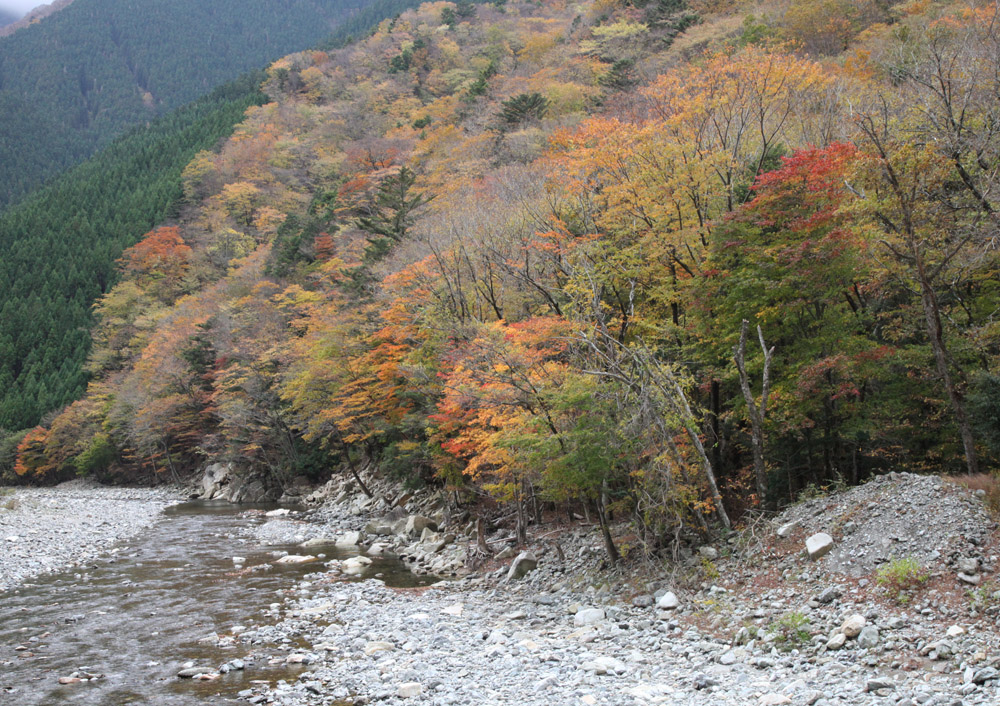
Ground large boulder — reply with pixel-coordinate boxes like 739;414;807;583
401;515;437;537
805;532;834;560
506;552;538;580
335;530;365;548
199;463;231;499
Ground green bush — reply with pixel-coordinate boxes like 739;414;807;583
876;557;929;604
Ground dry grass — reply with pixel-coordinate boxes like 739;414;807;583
950;474;1000;517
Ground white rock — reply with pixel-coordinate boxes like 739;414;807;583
947;625;966;637
805;532;834;560
841;614;866;638
265;508;290;517
335;530;364;547
342;555;372;574
656;591;679;610
274;555;317;564
582;655;627;675
760;695;792;706
397;682;423;698
574;608;606;626
364;641;394;656
826;632;847;650
776;521;799;539
507;551;538;580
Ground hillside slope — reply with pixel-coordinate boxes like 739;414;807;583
9;0;1000;557
0;0;425;431
0;0;374;208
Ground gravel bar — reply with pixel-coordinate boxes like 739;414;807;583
0;480;182;592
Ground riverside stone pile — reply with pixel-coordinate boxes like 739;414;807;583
230;471;999;706
246;473;471;578
771;472;995;579
0;480;181;592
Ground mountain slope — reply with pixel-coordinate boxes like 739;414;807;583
0;0;428;431
0;0;373;209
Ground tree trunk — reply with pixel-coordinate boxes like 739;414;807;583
596;494;620;563
733;321;773;505
915;255;980;475
476;517;491;555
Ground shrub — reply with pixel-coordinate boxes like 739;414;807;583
773;611;811;649
876;557;929;604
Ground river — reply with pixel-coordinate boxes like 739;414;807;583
0;500;434;705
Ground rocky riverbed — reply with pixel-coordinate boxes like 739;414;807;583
0;479;182;592
231;472;1000;706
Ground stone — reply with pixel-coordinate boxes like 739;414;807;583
759;695;792;706
364;641;394;656
335;530;364;547
866;677;894;692
698;546;719;561
342;556;372;574
397;682;423;698
826;633;847;650
857;625;879;649
177;667;209;678
403;515;437;537
582;655;627;675
816;586;840;604
777;520;798;538
805;532;834;560
495;547;517;560
957;557;980;574
972;667;999;684
507;552;538;580
364;520;394;536
841;614;866;638
946;625;966;637
574;608;606;626
58;677;83;685
631;595;654;608
264;508;290;517
656;591;679;610
274;555;317;564
957;572;982;585
300;537;335;548
199;463;231;499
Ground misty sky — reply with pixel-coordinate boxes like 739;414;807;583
0;1;46;17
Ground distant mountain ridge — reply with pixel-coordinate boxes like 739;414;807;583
0;0;75;37
0;0;375;209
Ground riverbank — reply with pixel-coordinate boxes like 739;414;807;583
233;472;1000;705
0;479;182;593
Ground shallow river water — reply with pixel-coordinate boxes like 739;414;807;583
0;501;433;705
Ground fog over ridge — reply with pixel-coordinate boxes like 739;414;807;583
0;1;47;18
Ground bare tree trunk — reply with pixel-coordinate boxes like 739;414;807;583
344;451;373;498
734;319;774;505
595;493;620;563
516;479;528;545
476;517;491;555
915;256;980;475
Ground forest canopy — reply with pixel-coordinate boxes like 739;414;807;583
7;0;1000;560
